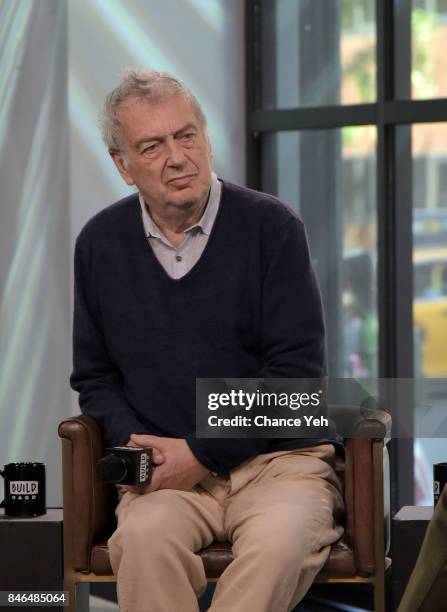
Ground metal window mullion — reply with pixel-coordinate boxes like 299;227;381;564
378;0;415;510
249;99;447;135
383;98;447;124
245;0;262;189
377;0;396;378
251;104;376;132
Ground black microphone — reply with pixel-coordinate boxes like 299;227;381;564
97;446;153;485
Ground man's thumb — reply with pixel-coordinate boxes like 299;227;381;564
151;448;165;465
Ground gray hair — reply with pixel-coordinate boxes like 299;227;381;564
100;69;207;150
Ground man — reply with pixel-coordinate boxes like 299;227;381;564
71;69;344;612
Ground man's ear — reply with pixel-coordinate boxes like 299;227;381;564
202;126;212;158
206;136;213;160
109;149;135;186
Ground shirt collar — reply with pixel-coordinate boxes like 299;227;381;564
139;172;221;239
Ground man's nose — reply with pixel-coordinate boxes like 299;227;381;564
165;138;187;167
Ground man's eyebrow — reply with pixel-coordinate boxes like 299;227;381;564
174;122;198;136
134;123;198;149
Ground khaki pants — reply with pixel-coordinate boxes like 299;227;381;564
108;444;344;612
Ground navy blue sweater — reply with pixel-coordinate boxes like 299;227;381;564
70;181;329;474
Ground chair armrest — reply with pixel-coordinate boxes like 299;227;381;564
355;408;392;443
335;406;391;577
58;415;117;573
330;403;392;442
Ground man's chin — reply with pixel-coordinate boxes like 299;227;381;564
167;194;200;210
168;186;208;210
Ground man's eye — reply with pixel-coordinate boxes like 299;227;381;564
182;133;195;141
143;144;158;154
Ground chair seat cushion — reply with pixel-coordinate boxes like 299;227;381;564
88;536;359;579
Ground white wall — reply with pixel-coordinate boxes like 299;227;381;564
0;0;245;506
0;0;70;507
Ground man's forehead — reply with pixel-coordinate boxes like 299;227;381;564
118;95;198;125
117;95;202;145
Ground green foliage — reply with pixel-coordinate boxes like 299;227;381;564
342;126;358;147
412;8;436;98
344;46;375;103
342;6;439;146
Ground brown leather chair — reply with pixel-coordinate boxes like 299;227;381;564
58;406;391;612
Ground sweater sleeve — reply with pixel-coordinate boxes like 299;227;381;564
259;216;325;378
186;216;326;475
70;240;148;447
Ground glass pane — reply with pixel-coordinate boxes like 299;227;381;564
412;123;447;504
413;123;447;377
261;126;377;377
396;1;447;99
261;0;377;109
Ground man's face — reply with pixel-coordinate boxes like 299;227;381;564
110;94;213;213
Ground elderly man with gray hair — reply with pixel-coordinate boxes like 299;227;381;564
70;69;344;612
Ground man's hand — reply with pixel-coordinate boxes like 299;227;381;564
124;434;209;494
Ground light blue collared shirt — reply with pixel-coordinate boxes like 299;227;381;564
139;173;222;279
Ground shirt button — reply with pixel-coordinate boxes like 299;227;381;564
175;255;182;262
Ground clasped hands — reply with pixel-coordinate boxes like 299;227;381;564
124;434;209;495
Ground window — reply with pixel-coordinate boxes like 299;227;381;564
246;0;447;511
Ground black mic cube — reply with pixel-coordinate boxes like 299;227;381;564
96;446;153;486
